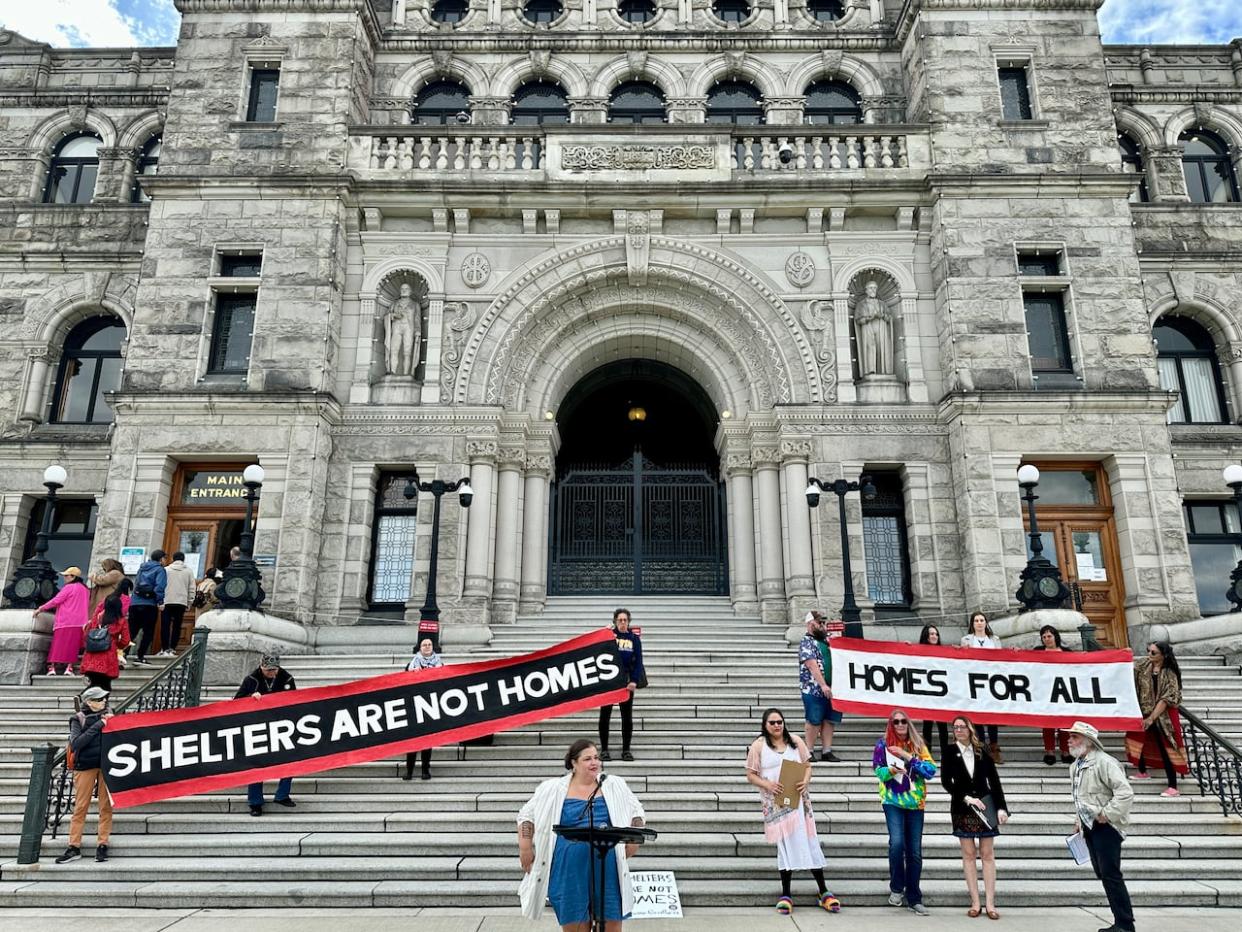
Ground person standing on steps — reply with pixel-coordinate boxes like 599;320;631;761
1126;640;1188;797
599;608;644;762
960;612;1003;763
1035;625;1074;765
745;707;840;916
157;551;195;657
403;637;443;781
874;708;937;916
1067;721;1135;932
917;625;950;757
55;686;114;864
87;558;125;619
798;612;841;762
940;715;1009;920
79;595;130;693
236;654;297;815
37;566;90;675
129;549;167;665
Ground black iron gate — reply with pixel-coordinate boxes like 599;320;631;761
549;451;728;595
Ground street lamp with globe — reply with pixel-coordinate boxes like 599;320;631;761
4;465;69;608
1015;464;1071;611
218;464;267;610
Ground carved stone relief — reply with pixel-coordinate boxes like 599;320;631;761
785;252;816;288
560;145;715;172
460;253;491;288
439;301;479;402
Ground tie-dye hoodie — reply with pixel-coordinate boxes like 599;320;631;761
873;739;937;810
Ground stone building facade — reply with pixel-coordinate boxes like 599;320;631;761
0;1;1240;662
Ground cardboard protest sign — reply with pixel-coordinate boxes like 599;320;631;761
102;628;627;807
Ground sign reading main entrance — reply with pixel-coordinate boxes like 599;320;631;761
549;451;727;595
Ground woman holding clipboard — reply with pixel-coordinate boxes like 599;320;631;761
940;716;1009;920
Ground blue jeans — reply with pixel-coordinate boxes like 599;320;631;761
247;777;292;807
883;804;924;906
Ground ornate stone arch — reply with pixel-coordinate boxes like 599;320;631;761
361;256;444;295
493;54;589;100
26;108;118;153
588;53;686;98
1147;287;1242;419
832;255;916;296
1163;104;1242;151
455;238;823;409
1113;106;1163;151
783;52;884;99
391;56;489;101
687;53;784;100
117;110;165;151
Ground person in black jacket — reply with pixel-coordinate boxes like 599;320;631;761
235;654;297;816
940;715;1009;920
56;686;114;863
598;607;645;762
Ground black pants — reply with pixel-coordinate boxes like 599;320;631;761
599;696;634;751
84;671;114;693
921;719;949;756
404;749;431;776
129;604;159;660
1137;723;1178;788
161;604;187;652
1084;822;1134;931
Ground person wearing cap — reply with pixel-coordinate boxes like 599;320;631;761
55;686;114;863
799;611;842;762
235;654;297;816
1067;721;1135;932
36;566;91;676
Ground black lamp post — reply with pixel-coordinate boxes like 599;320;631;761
4;465;68;608
805;473;876;638
1015;464;1071;611
404;469;473;623
218;464;267;611
1222;464;1242;612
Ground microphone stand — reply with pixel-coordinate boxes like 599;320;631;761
585;773;607;932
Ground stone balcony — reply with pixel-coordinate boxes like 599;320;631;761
346;124;931;184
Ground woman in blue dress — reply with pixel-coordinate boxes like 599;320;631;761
518;739;647;930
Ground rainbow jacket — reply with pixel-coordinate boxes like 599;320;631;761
872;739;937;810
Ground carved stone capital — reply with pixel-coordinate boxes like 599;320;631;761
724;452;753;474
466;439;499;462
524;453;554;477
752;446;781;467
498;445;526;470
780;438;813;463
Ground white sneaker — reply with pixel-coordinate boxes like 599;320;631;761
888;893;905;907
908;903;929;916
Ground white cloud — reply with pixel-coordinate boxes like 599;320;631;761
1099;0;1242;44
0;0;179;47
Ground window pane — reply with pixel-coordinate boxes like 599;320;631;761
1024;293;1071;370
91;356;121;423
211;296;256;372
998;67;1033;120
1189;541;1241;615
1017;253;1059;276
220;254;263;278
1157;356;1185;423
70;164;98;204
59;137;101;158
1205;160;1237;203
372;514;418;603
1029;469;1099;505
1181;357;1223;422
1184;163;1209;203
1187;503;1226;535
58;357;98;422
863;514;907;605
1070;530;1107;581
247;69;280;122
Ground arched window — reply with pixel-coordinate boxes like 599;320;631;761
608;81;666;124
1118;134;1148;203
706;80;764;125
430;0;468;23
511;81;569;125
1154;316;1227;424
51;316;126;424
522;0;563;24
618;0;656;23
805;80;862;125
410;80;471;125
131;135;161;204
1181;129;1239;204
806;0;845;21
713;0;750;23
43;134;101;205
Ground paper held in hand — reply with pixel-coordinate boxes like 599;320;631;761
1065;831;1091;866
776;759;809;810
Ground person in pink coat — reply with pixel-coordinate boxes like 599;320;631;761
37;567;91;675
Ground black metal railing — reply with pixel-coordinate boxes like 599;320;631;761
1179;703;1242;818
16;626;211;864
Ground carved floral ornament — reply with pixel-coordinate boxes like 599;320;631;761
465;439;499;461
461;253;491;288
560;145;715;172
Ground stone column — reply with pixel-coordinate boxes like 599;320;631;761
900;295;927;403
349;296;377;403
468;96;511;125
419;297;445;403
666;97;707;124
490;448;525;622
1148;145;1191;202
91;147;126;202
520;453;552;611
19;349;57;423
780;440;815;600
724;453;758;610
568;98;609;124
463;440;498;600
762;98;803;126
833;295;857;403
754;447;787;621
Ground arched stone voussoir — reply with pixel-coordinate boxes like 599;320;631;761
23;273;138;344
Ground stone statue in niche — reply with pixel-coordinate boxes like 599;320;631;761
382;282;422;377
854;279;895;377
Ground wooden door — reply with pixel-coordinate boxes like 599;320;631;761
162;519;216;648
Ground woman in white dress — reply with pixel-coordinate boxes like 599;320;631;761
960;612;1004;762
745;707;840;915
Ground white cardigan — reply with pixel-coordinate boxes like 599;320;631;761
516;773;646;920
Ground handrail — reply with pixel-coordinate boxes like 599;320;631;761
16;626;211;864
1178;702;1242;818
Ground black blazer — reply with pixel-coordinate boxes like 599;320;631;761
940;742;1008;822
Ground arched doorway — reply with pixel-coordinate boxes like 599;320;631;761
549;360;728;595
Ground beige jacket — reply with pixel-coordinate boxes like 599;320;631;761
1070;748;1133;832
163;560;196;607
88;568;124;615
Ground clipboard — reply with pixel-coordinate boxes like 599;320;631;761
1065;831;1091;866
776;759;809;810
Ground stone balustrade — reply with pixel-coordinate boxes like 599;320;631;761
730;131;910;171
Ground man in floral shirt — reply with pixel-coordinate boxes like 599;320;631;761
799;611;842;762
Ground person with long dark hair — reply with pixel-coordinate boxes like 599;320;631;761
79;594;131;693
1126;640;1188;796
599;608;645;762
961;612;1003;762
1035;625;1073;764
941;715;1009;919
745;707;839;915
37;566;90;675
917;625;950;756
874;708;937;915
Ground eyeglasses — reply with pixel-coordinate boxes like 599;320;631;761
766;719;784;726
952;723;969;730
1148;649;1161;656
892;719;908;725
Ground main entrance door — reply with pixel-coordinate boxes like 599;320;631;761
548;359;727;596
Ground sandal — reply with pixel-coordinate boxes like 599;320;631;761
775;896;793;915
986;909;1000;920
818;892;841;913
968;907;982;918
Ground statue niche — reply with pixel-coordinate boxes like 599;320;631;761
849;271;905;403
376;272;427;381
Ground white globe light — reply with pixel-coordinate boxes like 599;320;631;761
1016;464;1040;485
243;464;266;485
1224;464;1242;486
43;464;67;486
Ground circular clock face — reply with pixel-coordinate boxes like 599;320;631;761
38;579;57;601
223;576;249;599
1038;576;1062;598
13;577;37;599
1022;579;1037;600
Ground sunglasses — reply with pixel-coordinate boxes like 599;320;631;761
1148;650;1161;656
892;719;909;725
766;719;784;726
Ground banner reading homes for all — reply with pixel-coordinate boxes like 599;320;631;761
101;629;628;808
828;637;1143;730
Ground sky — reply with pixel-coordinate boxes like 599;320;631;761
0;0;1239;47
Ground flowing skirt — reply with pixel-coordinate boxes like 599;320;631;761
1125;708;1189;775
47;625;83;665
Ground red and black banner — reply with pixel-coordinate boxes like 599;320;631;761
101;629;627;808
